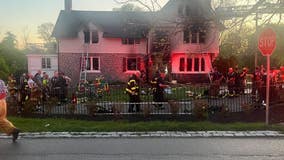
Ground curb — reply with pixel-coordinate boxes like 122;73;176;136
0;131;283;139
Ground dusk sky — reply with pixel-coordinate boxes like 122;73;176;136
0;0;168;48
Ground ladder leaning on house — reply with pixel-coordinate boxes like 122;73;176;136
79;44;89;82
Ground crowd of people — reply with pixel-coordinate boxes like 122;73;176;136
210;65;283;102
8;70;71;107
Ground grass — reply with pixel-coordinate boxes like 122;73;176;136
8;117;284;133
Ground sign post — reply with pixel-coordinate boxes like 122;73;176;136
258;28;276;125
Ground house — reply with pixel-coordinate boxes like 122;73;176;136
52;0;220;85
26;43;58;77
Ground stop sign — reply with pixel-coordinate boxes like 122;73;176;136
258;28;276;56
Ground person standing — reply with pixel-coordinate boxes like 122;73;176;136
151;71;168;109
239;67;248;94
227;67;236;97
209;67;223;97
234;67;241;96
7;73;17;97
126;74;140;113
0;78;20;142
33;70;42;88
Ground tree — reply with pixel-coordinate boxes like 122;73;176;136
37;22;56;53
1;32;17;48
113;3;143;11
37;22;55;44
21;26;31;49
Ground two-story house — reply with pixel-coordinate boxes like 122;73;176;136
52;0;220;85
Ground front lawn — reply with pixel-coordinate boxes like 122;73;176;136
8;117;284;133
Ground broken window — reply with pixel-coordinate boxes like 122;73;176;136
84;31;90;44
127;58;137;71
92;31;99;44
183;26;206;44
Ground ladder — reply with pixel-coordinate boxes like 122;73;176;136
79;44;89;82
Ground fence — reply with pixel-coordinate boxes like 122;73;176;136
8;82;284;119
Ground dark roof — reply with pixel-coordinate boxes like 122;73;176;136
160;0;217;21
53;0;219;39
52;10;154;38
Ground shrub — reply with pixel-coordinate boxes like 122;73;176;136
192;100;209;120
142;103;153;118
168;100;180;115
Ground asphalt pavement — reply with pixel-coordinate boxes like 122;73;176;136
1;137;284;160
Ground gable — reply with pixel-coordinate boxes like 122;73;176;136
159;0;216;22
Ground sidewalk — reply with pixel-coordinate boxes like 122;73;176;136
0;131;283;139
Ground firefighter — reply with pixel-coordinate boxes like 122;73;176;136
227;67;236;97
151;71;168;109
7;74;17;97
126;74;140;113
0;78;20;142
19;73;29;106
42;72;50;101
209;67;223;97
234;66;241;95
239;67;248;94
252;66;264;100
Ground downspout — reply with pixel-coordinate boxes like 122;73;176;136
57;39;60;72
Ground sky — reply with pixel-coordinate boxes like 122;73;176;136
0;0;168;48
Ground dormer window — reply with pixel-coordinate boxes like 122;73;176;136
91;31;99;43
183;26;206;44
84;30;99;44
122;38;140;45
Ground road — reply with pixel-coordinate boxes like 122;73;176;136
1;138;284;160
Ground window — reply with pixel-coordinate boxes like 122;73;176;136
135;38;141;44
199;31;206;43
191;30;198;44
178;57;206;72
84;57;100;71
187;58;192;71
84;31;90;44
92;31;99;44
84;30;99;44
179;58;185;71
127;58;137;70
122;38;140;45
123;57;141;72
201;58;205;71
194;58;199;71
42;57;51;69
183;27;206;44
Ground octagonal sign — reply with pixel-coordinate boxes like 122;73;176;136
258;28;276;56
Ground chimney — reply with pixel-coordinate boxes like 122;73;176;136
65;0;72;11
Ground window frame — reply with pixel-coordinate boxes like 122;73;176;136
41;57;51;69
123;57;141;72
84;30;99;44
178;56;206;73
183;28;206;44
121;38;140;45
85;56;100;72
